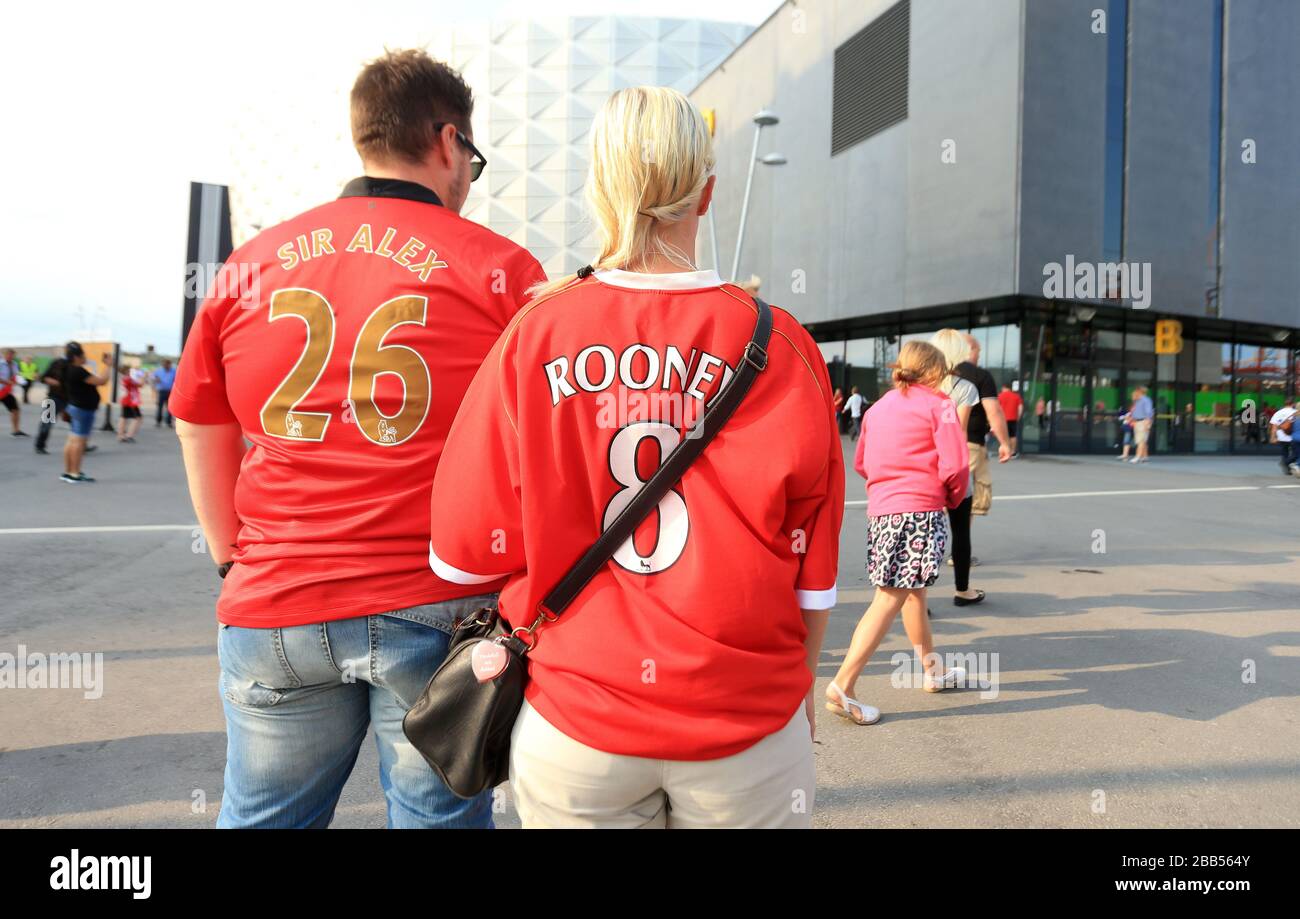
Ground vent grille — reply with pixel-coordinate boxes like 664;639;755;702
832;0;909;156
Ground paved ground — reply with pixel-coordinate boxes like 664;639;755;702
1;406;1297;828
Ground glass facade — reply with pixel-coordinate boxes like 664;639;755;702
1193;340;1232;453
811;299;1298;455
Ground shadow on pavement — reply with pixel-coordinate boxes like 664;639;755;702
0;732;226;825
817;624;1298;723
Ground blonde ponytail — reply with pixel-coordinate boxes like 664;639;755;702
529;86;715;299
892;340;947;392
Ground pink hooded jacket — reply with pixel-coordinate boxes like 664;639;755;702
853;384;970;515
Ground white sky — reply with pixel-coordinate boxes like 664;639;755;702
0;0;780;354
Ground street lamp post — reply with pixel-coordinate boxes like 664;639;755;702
730;109;781;282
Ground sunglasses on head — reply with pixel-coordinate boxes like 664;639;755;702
433;122;486;182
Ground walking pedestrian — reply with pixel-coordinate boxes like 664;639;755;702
1117;402;1135;460
931;329;986;606
1129;385;1154;463
60;343;108;483
0;349;28;437
843;385;865;440
151;359;175;428
828;341;970;726
35;349;70;455
998;383;1023;457
117;365;143;443
18;355;38;404
1269;397;1298;476
953;334;1012;516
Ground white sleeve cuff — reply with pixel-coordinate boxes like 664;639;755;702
796;586;837;610
428;542;513;585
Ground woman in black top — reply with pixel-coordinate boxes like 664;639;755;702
59;342;109;483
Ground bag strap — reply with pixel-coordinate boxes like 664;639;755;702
524;289;773;638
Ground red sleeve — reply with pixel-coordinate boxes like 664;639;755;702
787;331;845;611
170;292;237;425
933;397;970;509
427;321;525;586
505;248;547;310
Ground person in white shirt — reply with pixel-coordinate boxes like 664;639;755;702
1269;398;1298;476
842;386;865;441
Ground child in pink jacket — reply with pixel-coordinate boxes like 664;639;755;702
826;341;970;725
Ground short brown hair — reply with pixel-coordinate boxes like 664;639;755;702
892;340;947;391
350;49;474;165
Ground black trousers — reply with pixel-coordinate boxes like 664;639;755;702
156;389;172;425
35;397;66;451
948;496;973;593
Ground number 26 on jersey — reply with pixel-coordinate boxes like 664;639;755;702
258;287;431;446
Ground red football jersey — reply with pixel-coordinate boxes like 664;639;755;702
120;373;142;408
428;269;844;760
171;178;546;627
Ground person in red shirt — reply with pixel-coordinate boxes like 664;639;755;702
0;348;26;437
427;87;843;828
172;50;545;829
116;366;143;443
998;383;1024;457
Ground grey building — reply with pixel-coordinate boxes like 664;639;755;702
691;0;1300;455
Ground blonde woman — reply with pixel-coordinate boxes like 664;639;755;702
827;341;970;725
930;328;985;607
426;87;844;827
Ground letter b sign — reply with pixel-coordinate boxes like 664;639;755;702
1155;319;1183;355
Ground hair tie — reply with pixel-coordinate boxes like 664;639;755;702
576;265;595;279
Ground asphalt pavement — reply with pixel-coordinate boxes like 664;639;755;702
1;405;1297;828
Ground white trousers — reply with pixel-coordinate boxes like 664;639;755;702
509;699;815;829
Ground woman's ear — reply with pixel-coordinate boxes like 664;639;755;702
697;174;716;216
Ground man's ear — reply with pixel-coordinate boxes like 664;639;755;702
432;122;459;170
697;174;716;216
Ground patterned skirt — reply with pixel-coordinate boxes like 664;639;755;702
866;511;949;589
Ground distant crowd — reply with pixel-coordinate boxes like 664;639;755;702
0;346;178;483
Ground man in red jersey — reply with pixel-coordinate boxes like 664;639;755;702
172;50;545;828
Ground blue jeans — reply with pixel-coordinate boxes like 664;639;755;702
217;595;496;829
67;404;96;437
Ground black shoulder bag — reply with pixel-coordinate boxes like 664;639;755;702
403;293;773;799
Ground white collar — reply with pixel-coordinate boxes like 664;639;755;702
593;268;724;291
